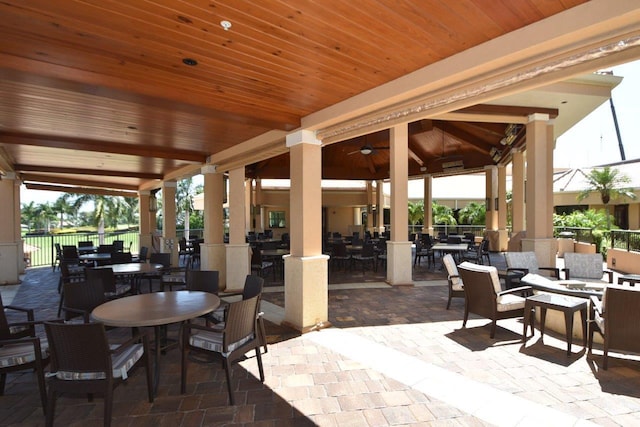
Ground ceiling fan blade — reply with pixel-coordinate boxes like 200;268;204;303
346;149;360;155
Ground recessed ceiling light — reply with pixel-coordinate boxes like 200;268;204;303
182;58;198;66
220;20;232;31
127;125;137;130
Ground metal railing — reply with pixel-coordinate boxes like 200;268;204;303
610;229;640;252
23;231;140;268
553;226;595;244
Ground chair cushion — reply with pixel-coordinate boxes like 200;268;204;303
54;343;144;381
442;255;462;288
564;253;604;280
0;339;48;368
496;294;526;312
458;262;502;293
8;325;30;335
189;330;254;356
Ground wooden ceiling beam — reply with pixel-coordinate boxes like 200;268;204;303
24;183;137;198
0;131;206;163
14;164;162;180
20;174;138;191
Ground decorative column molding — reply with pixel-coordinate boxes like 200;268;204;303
201;164;227;285
283;129;329;332
387;124;412;286
226;167;251;291
511;149;526;235
522;113;556;267
422;174;433;236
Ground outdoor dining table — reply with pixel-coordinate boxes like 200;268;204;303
92;262;163;293
91;291;220;396
79;252;112;264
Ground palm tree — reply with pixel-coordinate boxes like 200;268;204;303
52;195;75;229
432;202;456;225
21;201;39;231
458;202;486;225
577;166;636;229
69;194;116;242
177;178;196;239
407;200;424;226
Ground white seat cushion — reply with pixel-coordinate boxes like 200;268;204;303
189;330;253;356
54;343;144;381
0;339;48;368
496;294;526;312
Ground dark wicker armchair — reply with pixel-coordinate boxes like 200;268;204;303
180;294;265;405
44;321;153;427
0;293;48;413
589;284;640;369
457;262;533;338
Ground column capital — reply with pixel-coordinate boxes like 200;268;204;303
2;172;17;180
138;190;151;196
484;165;498;171
163;180;177;188
286;129;320;147
201;164;219;174
528;113;550;123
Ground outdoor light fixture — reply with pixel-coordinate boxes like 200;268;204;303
442;159;464;171
490;147;502;162
500;123;522;146
149;190;158;213
359;145;373;155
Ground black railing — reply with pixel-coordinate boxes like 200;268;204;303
553;227;595;244
23;231;140;268
610;229;640;253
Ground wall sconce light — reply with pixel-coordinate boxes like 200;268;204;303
490;147;502;162
149;190;158;213
494;197;499;211
500;124;522;146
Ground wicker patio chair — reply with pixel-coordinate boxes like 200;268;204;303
588;284;640;369
44;321;153;427
443;254;464;310
180;294;265;405
0;293;49;413
457;262;533;338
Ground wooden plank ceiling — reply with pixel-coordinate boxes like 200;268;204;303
0;0;587;193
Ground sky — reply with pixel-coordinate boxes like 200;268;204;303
20;59;640;206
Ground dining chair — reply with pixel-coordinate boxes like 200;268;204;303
86;267;132;299
0;293;49;413
61;279;106;323
142;252;172;292
352;243;376;273
414;240;435;268
442;254;464;309
330;241;351;272
44;321;153;427
134;246;149;263
180;294;265;405
457;262;533;338
504;251;559;278
588;284;640;369
251;249;275;280
57;260;86;317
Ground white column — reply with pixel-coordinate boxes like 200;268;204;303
161;181;178;266
226;167;251;291
138;190;153;254
387;124;413;286
511;149;526;234
422;174;433;237
522;114;556;267
0;173;21;283
497;165;508;251
201;165;227;286
284;129;329;332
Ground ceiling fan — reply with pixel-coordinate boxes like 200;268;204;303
347;144;390;156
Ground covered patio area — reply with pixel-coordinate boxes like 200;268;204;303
2;264;640;426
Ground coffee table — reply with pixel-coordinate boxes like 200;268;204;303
617;273;640;286
523;293;588;356
92;291;220;395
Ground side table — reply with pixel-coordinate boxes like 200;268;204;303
523;293;588;356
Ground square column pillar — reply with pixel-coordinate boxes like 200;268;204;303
202;165;227;287
0;173;21;284
422;174;433;236
511;149;526;234
388;124;412;286
226;167;251;292
284;130;329;332
497;165;508;251
138;191;154;253
522;114;556;267
375;179;385;234
161;181;178;266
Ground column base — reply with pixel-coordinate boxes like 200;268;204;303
201;243;227;289
0;242;20;285
283;255;329;332
498;229;509;252
522;238;558;270
225;244;251;292
386;241;413;286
